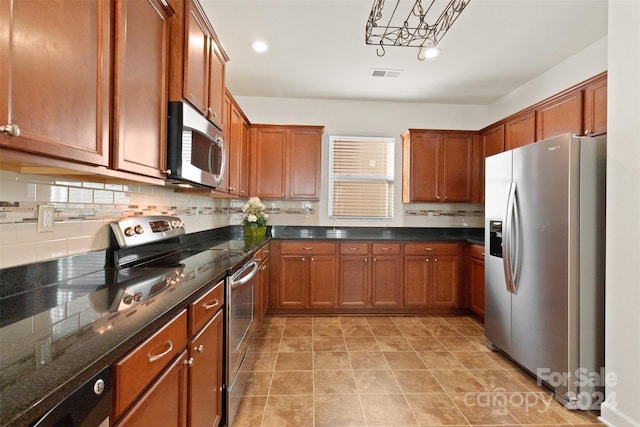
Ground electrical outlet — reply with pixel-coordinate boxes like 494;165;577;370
37;205;55;233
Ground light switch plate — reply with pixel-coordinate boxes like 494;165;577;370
37;205;55;233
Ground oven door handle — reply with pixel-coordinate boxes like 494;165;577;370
230;260;259;289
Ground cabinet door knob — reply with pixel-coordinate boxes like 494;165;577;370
184;357;194;367
0;124;20;137
194;344;204;353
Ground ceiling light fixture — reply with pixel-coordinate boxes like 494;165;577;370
252;40;268;53
365;0;470;61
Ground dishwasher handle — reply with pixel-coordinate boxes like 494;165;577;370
230;260;259;290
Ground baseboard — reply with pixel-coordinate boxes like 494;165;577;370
600;402;640;427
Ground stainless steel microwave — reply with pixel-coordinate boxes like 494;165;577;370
166;101;225;188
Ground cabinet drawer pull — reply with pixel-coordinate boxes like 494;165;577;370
425;248;434;251
303;247;313;250
204;299;220;310
348;247;360;251
381;247;392;251
148;341;173;363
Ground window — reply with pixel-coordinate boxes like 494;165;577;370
329;135;394;218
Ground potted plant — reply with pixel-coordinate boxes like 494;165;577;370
242;197;268;237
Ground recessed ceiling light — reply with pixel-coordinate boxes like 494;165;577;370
419;46;440;60
252;41;268;53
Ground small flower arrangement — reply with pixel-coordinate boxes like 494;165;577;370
242;196;269;227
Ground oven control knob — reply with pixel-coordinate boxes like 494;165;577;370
133;292;143;302
134;225;144;234
123;294;134;305
172;220;184;229
124;227;135;237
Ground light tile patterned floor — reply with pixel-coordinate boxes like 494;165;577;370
234;315;602;427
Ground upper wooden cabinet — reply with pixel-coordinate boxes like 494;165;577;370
250;125;324;200
224;90;250;196
505;111;536;150
535;90;583;141
113;0;174;178
168;0;228;130
0;0;111;166
402;130;474;203
583;74;607;136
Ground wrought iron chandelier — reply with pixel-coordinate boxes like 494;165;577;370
365;0;471;60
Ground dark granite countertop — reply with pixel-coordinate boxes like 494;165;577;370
270;225;484;243
0;225;483;426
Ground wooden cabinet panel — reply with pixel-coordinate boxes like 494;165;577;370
282;242;337;255
289;127;322;199
228;99;243;195
113;310;188;419
187;310;223;427
340;242;370;255
250;125;323;200
583;74;607;136
112;0;172;178
309;255;338;307
431;254;459;307
505;111;536;150
468;246;485;318
188;280;224;336
339;255;370;308
279;256;308;308
536;91;583;141
371;255;403;307
169;0;227;130
402;130;474;203
403;257;431;307
250;126;287;198
441;133;473;202
114;350;188;427
402;131;439;202
477;124;505;203
0;0;110;165
372;243;401;255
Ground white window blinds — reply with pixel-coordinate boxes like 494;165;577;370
329;136;394;218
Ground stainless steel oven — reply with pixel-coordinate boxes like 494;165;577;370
225;257;259;427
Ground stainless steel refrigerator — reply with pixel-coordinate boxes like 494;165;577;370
484;133;606;409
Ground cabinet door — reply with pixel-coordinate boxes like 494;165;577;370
583;75;607;136
112;0;171;178
288;127;322;199
260;256;270;317
188;310;223;427
536;90;583;141
505;111;536;150
239;120;251;197
469;256;485;317
339;256;370;307
227;100;244;195
251;126;287;198
477;124;505;203
206;42;225;129
402;131;440;202
441;133;472;202
371;255;403;307
403;256;431;307
0;0;110;165
309;255;338;307
431;254;459;307
114;350;188;427
279;256;308;308
184;0;209;115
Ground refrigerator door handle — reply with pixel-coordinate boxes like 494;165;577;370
503;182;517;294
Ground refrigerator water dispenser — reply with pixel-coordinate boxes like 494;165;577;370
489;220;503;258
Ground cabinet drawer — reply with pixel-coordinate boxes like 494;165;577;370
281;241;336;255
113;310;187;418
469;244;485;260
404;242;458;255
340;242;369;255
372;242;401;255
189;280;224;336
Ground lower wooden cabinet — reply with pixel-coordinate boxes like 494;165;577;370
403;243;460;309
113;280;225;427
113;350;188;427
467;244;485;319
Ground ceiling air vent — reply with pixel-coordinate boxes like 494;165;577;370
370;68;403;78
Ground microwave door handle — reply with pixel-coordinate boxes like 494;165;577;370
208;141;214;174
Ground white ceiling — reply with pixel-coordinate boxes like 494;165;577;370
201;0;608;105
